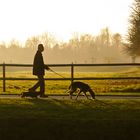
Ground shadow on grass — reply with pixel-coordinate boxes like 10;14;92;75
0;98;140;140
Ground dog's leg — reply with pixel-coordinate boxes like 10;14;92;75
83;92;89;99
76;90;82;100
69;93;73;99
90;90;95;99
21;92;25;98
89;89;95;99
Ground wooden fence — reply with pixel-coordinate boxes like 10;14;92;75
0;63;140;92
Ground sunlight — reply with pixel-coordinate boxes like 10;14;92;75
0;0;133;44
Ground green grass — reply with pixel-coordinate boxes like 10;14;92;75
0;98;140;139
1;70;140;95
0;98;140;120
0;67;140;139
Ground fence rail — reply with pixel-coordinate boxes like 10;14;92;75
1;63;140;92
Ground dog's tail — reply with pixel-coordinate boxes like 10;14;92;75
89;88;95;99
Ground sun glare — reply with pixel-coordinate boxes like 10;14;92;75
0;0;133;44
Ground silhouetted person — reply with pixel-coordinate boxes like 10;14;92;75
29;44;50;97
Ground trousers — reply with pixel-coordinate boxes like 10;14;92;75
30;75;45;95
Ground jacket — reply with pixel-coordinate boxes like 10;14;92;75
33;51;45;76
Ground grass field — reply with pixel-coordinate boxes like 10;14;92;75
0;67;140;139
1;68;140;95
0;98;140;140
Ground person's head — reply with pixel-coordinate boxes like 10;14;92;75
38;44;44;52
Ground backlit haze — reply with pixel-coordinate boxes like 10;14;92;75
0;0;133;44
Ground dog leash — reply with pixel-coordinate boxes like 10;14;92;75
49;68;66;79
48;68;71;95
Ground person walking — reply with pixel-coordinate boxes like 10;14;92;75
29;43;50;97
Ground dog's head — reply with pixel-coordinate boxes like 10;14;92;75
66;85;73;99
66;89;73;99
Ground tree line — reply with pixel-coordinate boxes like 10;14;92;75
0;28;133;64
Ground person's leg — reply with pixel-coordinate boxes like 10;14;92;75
38;75;48;97
29;76;40;92
38;75;45;95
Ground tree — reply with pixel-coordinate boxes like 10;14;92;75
8;39;21;48
99;27;111;47
25;36;40;50
126;0;140;62
40;32;57;48
112;33;122;48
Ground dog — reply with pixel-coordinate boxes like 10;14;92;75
21;91;41;98
68;81;95;99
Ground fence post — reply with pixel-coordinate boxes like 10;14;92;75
2;62;6;92
71;63;74;84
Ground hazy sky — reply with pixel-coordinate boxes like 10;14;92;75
0;0;133;44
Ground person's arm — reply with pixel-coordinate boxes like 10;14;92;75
44;65;50;70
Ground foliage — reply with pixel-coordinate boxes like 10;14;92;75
0;28;129;64
126;0;140;59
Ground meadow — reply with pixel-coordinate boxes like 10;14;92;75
0;66;140;139
0;66;140;95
